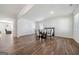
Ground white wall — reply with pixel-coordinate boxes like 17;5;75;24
17;18;35;37
13;18;17;37
73;6;79;43
73;13;79;43
37;15;73;38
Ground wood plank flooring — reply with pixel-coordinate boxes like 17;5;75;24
0;34;79;55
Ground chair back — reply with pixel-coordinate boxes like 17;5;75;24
44;27;55;36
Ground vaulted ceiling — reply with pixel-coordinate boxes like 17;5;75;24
0;4;25;18
22;4;78;21
0;4;78;21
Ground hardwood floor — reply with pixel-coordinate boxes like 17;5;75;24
0;34;79;55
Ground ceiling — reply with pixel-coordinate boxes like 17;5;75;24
0;4;25;18
0;4;78;21
22;4;78;21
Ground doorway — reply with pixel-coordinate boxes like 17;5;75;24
0;20;13;40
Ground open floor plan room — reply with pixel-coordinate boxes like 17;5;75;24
0;4;79;55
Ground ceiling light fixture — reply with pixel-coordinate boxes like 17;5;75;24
50;11;54;14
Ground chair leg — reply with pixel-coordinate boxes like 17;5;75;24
50;36;53;40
